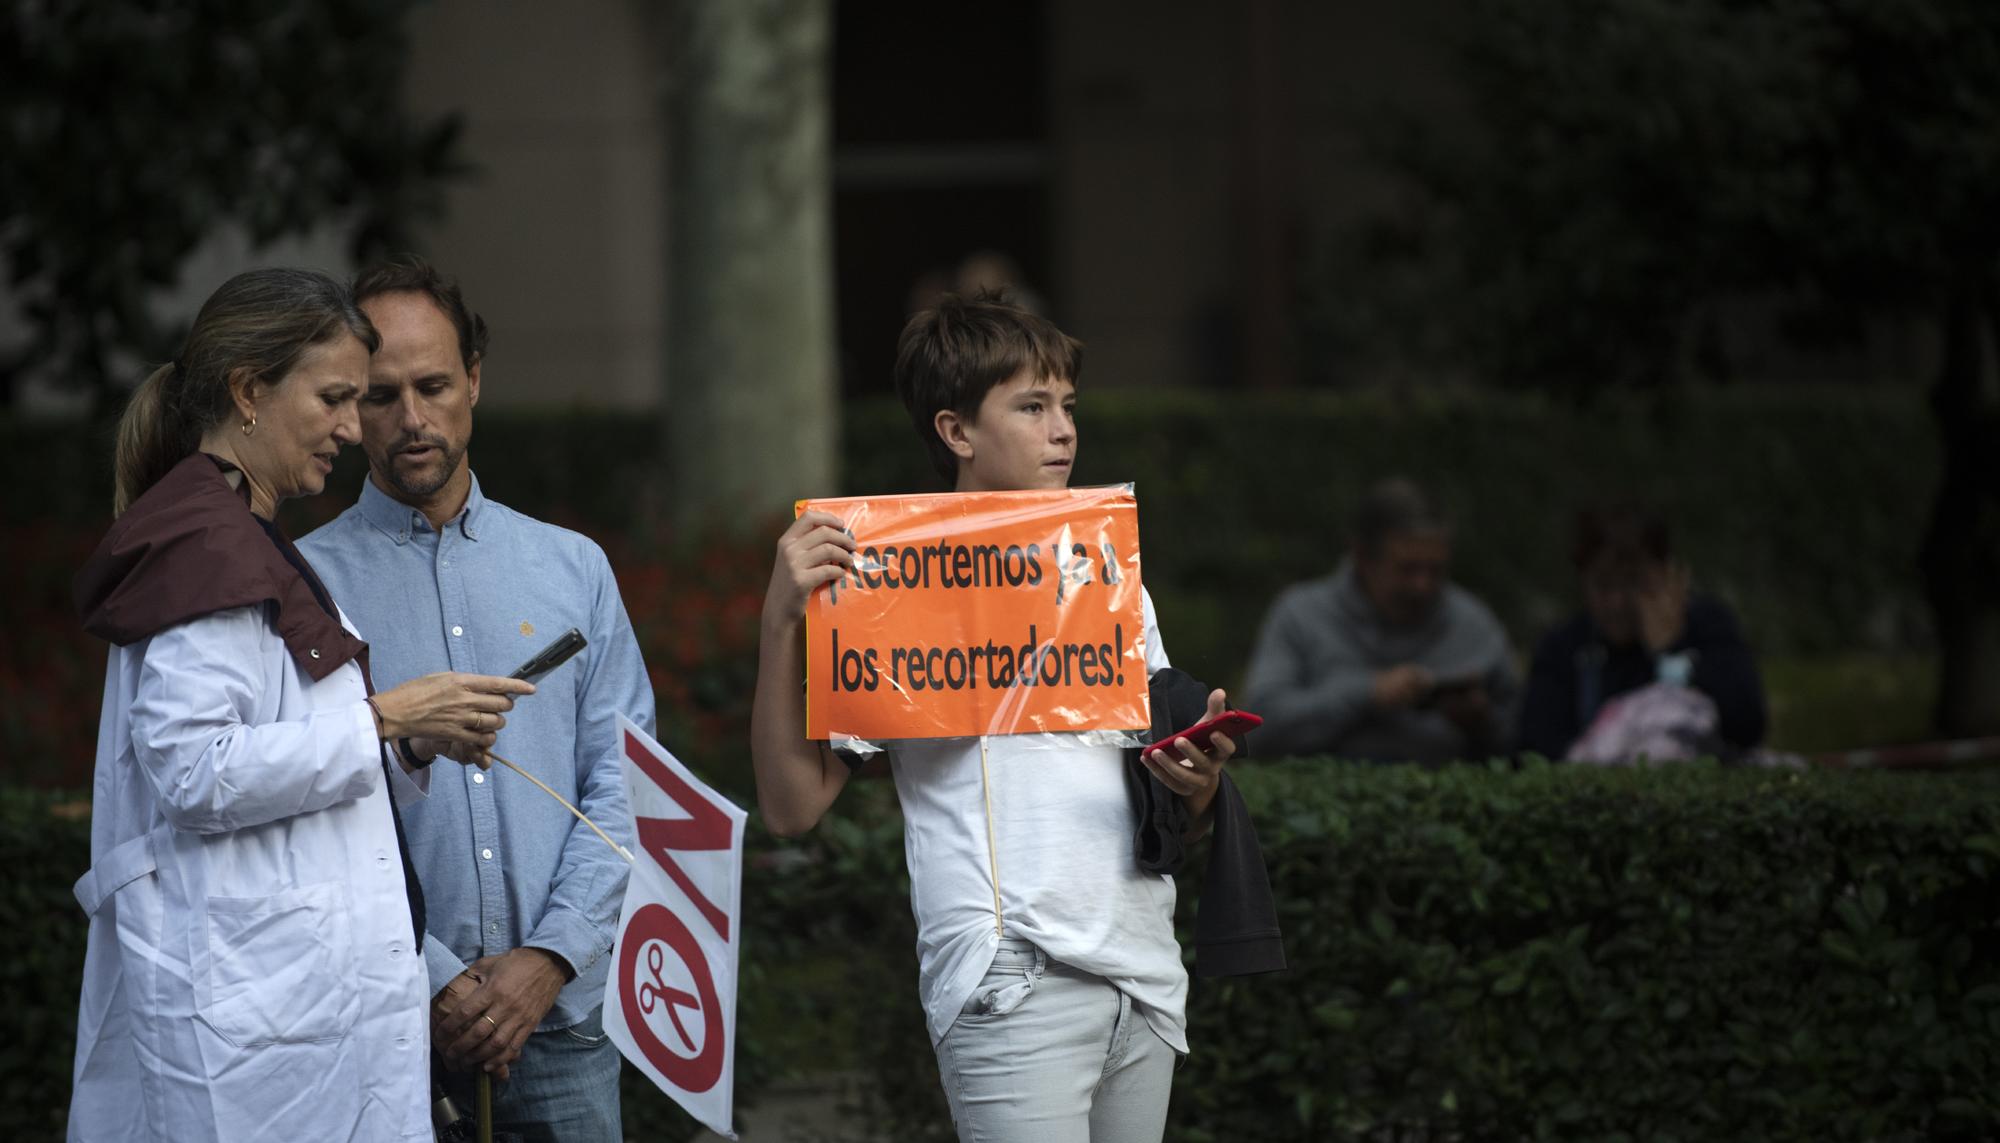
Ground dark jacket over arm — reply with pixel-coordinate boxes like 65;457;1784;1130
1128;667;1287;978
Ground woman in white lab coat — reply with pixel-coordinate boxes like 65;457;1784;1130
68;268;536;1142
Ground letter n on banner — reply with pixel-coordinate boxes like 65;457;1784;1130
606;714;747;1139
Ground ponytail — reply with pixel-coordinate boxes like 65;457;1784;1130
112;363;195;517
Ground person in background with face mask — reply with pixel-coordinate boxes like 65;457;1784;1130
1516;504;1767;762
1243;478;1519;765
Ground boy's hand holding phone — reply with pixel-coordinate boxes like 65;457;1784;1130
1141;690;1249;825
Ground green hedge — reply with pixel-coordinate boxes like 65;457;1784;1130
1178;762;2000;1141
14;763;2000;1141
810;763;2000;1142
0;794;89;1142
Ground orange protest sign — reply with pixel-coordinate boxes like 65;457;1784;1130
799;485;1148;742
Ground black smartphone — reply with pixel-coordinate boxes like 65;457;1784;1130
510;627;587;682
1419;674;1485;708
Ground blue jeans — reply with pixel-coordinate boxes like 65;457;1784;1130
933;938;1180;1143
443;1004;622;1143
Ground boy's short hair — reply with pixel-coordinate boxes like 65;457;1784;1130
894;291;1084;483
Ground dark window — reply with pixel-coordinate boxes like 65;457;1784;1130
832;1;1053;397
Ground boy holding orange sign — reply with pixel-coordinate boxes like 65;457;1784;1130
750;293;1244;1141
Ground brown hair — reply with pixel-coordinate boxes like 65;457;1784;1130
1351;477;1450;556
351;254;489;370
113;268;378;516
893;291;1083;483
1573;503;1672;571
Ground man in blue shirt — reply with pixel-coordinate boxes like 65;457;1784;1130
301;256;654;1142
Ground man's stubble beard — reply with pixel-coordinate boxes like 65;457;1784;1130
380;437;466;501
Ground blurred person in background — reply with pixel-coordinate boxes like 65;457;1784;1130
1243;477;1518;764
1516;504;1767;761
955;249;1049;316
69;267;531;1141
907;250;1050;320
301;256;653;1143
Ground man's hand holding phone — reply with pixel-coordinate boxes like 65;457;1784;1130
1372;664;1434;710
1420;672;1493;734
1418;673;1483;706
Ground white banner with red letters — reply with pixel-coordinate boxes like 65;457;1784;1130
605;715;747;1140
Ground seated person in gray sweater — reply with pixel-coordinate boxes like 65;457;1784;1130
1243;478;1518;764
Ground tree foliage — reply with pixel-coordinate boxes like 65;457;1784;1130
1336;0;2000;392
0;0;466;404
1335;0;2000;734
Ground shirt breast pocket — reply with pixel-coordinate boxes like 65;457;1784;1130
199;881;357;1047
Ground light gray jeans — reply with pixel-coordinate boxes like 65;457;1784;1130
933;937;1179;1143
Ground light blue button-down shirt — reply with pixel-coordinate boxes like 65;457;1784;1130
301;474;654;1030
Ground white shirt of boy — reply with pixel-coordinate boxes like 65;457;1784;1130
886;589;1186;1051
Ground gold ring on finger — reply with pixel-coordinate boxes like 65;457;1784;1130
482;1014;499;1031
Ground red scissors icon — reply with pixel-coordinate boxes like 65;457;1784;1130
638;942;701;1052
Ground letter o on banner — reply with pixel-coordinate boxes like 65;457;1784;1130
618;903;725;1093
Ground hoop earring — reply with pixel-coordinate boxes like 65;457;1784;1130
241;418;256;437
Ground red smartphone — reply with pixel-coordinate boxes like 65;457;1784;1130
1145;709;1262;757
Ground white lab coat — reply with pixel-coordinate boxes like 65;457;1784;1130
68;604;433;1142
